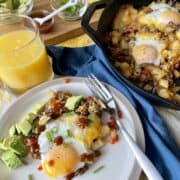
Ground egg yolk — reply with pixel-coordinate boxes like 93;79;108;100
42;145;79;178
132;45;159;65
75;114;102;147
160;10;180;25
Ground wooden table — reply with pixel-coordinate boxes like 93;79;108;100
33;0;101;45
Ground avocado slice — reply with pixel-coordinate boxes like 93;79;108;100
0;150;24;169
61;112;76;117
12;103;45;136
0;136;28;157
8;136;28;157
2;138;11;150
0;139;4;149
65;96;83;110
0;138;8;150
17;119;32;136
16;124;22;134
32;103;45;114
21;103;45;125
24;113;37;124
9;125;17;137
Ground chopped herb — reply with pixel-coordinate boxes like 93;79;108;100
66;129;73;138
27;174;33;180
46;131;53;142
93;166;105;173
62;112;76;117
51;127;58;133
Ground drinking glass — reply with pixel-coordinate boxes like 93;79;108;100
0;15;54;93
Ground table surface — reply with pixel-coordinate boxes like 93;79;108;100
1;1;179;179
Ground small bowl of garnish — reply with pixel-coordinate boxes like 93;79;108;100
29;10;54;34
50;0;88;20
0;0;33;21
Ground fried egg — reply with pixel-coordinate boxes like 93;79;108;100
38;121;88;178
132;33;166;66
138;3;180;30
38;112;103;178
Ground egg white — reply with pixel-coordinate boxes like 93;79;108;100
38;121;88;156
140;3;180;26
132;34;165;66
151;3;179;24
38;120;89;175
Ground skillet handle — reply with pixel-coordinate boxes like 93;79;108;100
81;0;108;45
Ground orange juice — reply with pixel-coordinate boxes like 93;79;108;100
0;30;53;91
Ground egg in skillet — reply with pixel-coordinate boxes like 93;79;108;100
132;32;167;66
138;2;180;30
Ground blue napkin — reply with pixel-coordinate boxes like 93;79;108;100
47;45;180;180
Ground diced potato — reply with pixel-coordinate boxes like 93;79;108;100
157;89;172;99
174;70;180;78
101;125;110;138
113;5;138;30
144;84;153;91
120;39;129;49
118;62;132;77
173;94;180;104
145;66;167;80
170;40;180;50
110;130;117;139
92;139;105;151
111;31;121;45
158;79;169;89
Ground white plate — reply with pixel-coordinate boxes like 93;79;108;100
0;77;145;180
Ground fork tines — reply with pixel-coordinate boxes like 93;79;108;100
86;74;112;102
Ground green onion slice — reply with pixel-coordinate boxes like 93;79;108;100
93;165;105;173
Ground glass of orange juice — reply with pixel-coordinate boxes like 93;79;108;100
0;15;53;93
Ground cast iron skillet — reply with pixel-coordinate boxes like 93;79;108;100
81;0;180;110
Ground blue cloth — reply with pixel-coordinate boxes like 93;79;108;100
47;45;180;180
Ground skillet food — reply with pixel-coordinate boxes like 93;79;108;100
106;1;180;104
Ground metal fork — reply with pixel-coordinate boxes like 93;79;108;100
85;73;163;180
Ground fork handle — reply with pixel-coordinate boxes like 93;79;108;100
119;122;163;180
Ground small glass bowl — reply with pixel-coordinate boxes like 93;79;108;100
50;0;88;21
0;0;33;22
29;10;55;34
